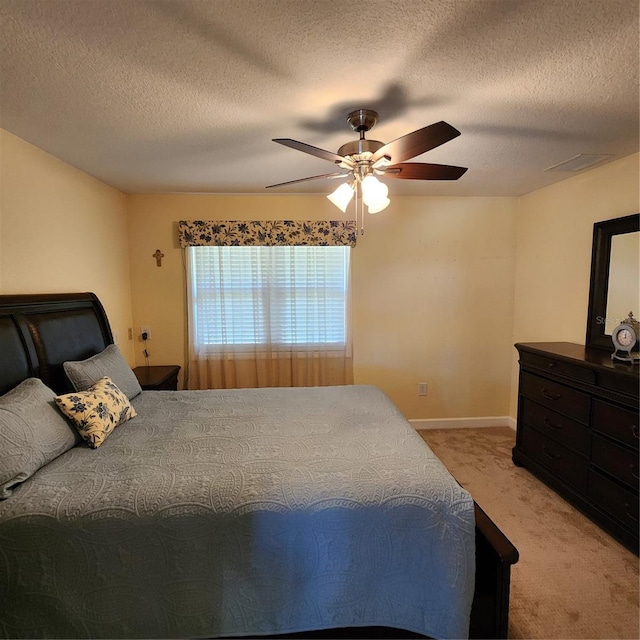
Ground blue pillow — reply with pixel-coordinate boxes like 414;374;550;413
0;378;79;499
63;344;142;400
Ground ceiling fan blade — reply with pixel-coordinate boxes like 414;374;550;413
371;121;461;164
273;138;345;164
266;172;350;189
380;163;468;180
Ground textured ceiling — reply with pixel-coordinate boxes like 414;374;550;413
0;0;638;197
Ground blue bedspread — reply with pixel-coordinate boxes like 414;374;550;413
0;385;475;638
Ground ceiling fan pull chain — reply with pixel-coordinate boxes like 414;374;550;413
355;185;360;236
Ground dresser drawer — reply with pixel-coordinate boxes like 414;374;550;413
588;469;639;533
592;399;640;449
520;426;588;492
598;370;640;398
592;433;639;491
519;351;596;384
520;398;590;455
519;372;590;424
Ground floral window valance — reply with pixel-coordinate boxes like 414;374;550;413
178;220;356;248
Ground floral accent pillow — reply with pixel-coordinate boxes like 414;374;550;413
55;377;136;449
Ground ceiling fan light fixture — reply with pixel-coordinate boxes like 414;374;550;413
367;197;390;214
361;175;388;207
327;182;355;212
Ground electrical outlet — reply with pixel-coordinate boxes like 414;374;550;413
418;382;428;396
140;326;151;340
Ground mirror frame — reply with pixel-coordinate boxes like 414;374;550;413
585;212;640;350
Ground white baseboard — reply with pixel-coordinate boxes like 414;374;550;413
409;416;516;430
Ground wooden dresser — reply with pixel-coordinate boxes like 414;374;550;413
513;342;639;552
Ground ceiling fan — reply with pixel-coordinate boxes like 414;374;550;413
266;109;467;215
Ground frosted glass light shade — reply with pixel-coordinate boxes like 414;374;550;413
361;175;388;208
367;197;390;214
327;182;355;212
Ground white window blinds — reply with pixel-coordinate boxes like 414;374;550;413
187;245;351;353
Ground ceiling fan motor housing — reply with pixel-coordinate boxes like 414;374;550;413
339;109;384;159
346;109;378;132
337;138;384;158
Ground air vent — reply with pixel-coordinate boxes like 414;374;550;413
544;154;614;172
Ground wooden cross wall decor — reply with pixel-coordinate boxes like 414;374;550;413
153;249;165;267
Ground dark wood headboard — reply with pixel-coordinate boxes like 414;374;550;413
0;293;113;396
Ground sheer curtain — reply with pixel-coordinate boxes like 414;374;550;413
186;245;353;389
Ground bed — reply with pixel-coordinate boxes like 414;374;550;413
0;293;518;639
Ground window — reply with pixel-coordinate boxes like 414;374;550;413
187;245;350;353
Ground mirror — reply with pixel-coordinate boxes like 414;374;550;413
605;233;640;334
586;213;640;350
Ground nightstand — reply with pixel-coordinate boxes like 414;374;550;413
133;365;181;391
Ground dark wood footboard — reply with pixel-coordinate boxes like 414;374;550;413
470;503;518;639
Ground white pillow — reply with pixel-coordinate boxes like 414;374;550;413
63;344;142;400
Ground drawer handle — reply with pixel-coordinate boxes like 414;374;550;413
624;503;638;522
542;445;561;460
541;388;562;401
547;362;556;369
630;464;639;481
543;417;563;430
632;425;639;440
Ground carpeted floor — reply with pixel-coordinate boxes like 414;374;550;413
418;427;639;640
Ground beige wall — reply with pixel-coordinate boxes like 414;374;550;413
510;153;640;416
0;129;135;362
127;193;518;419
